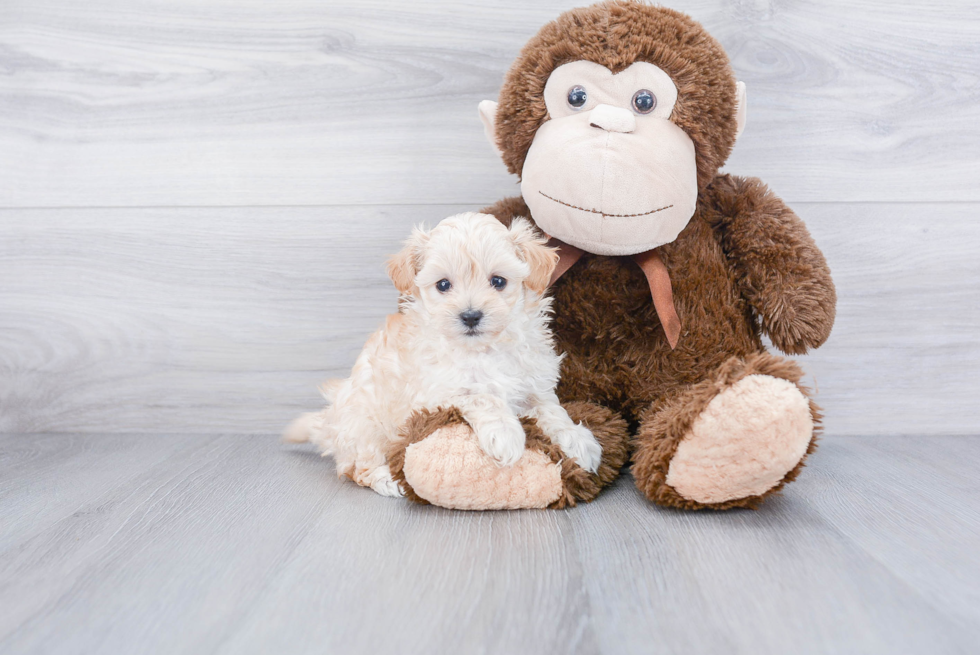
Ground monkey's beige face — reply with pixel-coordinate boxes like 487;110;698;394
481;61;745;256
523;61;697;256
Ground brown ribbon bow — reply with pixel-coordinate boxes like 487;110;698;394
547;239;681;349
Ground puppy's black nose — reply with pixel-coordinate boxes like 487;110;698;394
459;309;483;329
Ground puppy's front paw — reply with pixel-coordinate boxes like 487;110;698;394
555;424;602;474
366;465;405;498
476;419;526;468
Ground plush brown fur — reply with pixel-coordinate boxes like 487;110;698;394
549;401;630;508
701;175;836;354
401;0;835;510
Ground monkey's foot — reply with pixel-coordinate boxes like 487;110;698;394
633;353;819;510
389;402;628;510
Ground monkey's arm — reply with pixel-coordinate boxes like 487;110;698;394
703;175;836;355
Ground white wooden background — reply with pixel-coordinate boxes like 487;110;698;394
1;0;978;436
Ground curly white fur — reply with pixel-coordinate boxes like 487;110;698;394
284;212;602;497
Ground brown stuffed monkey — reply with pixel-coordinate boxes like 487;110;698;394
389;0;836;510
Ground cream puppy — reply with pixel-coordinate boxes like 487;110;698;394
285;212;602;497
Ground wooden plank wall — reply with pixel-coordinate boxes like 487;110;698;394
1;0;978;435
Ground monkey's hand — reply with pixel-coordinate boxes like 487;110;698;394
703;174;837;355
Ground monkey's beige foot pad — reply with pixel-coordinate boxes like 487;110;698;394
666;374;813;505
401;424;563;510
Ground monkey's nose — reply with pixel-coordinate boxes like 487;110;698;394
589;104;636;133
459;309;483;329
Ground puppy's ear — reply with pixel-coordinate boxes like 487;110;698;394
509;218;558;294
386;227;429;295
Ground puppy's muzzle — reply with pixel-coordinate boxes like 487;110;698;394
459;309;483;331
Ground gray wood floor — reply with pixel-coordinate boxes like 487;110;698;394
1;433;978;655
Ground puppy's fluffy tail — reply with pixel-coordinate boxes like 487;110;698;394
282;412;321;444
283;379;343;449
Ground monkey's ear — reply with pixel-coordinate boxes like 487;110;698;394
509;217;558;294
478;100;502;156
735;81;747;140
386;227;429;296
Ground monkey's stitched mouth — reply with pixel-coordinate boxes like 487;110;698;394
539;191;673;218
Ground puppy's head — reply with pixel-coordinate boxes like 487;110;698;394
387;212;557;344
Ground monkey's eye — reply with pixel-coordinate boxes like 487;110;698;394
436;279;452;293
490;276;507;290
632;89;657;114
567;85;587;109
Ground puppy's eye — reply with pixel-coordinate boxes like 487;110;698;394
490;276;507;290
436;279;452;293
567;85;587;109
631;89;657;114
